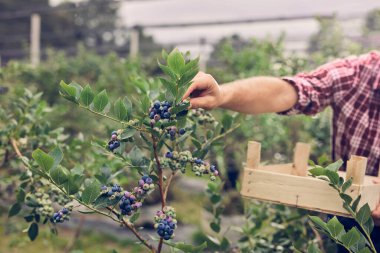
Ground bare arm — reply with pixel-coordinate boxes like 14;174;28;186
182;72;298;114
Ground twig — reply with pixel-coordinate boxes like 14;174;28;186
164;171;177;200
10;138;23;158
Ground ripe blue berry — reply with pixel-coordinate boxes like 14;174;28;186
154;101;161;109
179;128;186;135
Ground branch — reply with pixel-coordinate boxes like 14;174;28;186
106;207;157;253
151;134;165;208
10;138;23;158
164;171;177;200
78;104;148;133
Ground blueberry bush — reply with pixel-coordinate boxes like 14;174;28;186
6;49;239;253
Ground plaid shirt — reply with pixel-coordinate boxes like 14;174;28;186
281;51;380;176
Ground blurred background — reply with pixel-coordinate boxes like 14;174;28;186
1;0;380;253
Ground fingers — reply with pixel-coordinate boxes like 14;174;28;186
189;96;215;110
182;72;212;101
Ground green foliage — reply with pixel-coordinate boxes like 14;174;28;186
308;161;377;253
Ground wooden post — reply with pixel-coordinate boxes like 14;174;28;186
129;27;139;58
30;13;41;67
346;155;367;185
292;142;311;176
246;141;261;169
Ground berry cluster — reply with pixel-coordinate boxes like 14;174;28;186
51;206;72;223
162;151;219;180
29;189;54;217
165;126;186;140
189;108;215;125
149;101;172;123
108;131;121;152
154;206;177;240
101;184;123;199
100;176;155;217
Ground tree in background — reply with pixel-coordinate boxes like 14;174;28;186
0;0;125;63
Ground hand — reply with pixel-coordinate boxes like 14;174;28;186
372;178;380;226
182;72;222;110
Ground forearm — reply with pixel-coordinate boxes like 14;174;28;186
219;76;298;114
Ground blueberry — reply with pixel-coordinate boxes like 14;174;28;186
210;165;216;172
113;141;120;148
163;112;170;119
167;229;174;235
169;130;176;136
150;112;155;119
62;208;68;214
165;152;173;158
121;209;128;215
179;128;186;135
146;178;153;184
163;234;171;240
108;144;115;150
101;186;107;191
157;229;165;236
154;101;160;109
162;106;168;111
195;158;202;164
158;223;165;230
142;175;149;181
107;191;113;196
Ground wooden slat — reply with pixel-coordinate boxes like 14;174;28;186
259;163;293;174
292;142;311;176
346;155;367;185
246;141;261;169
240;168;378;216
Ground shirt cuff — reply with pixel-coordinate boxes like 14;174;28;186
277;76;312;115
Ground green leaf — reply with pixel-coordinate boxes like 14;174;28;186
48;146;63;170
325;159;343;172
342;178;353;193
210;222;220;233
32;149;54;172
363;216;374;234
94;194;122;208
140;95;151;114
159;78;177;98
339;193;353;205
326;216;344;238
358;247;373;253
129;211;140;223
340;227;360;248
63;174;82;195
351;195;361;212
182;57;199;74
28;223;39;241
8;203;21;217
170;101;190;115
82;179;101;204
178;66;198;87
325;170;339;185
59;80;77;103
309;216;329;233
221;114;233;130
93;90;109;112
113;98;128;121
356;204;371;225
307;243;322;253
50;165;70;185
161;49;168;61
158;62;177;81
80;84;95;106
16;188;26;203
120;128;137;141
309;167;326;177
163;241;207;253
167;49;185;75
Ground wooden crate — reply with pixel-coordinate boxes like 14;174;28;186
240;141;380;217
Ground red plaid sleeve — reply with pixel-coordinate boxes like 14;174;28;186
279;55;366;115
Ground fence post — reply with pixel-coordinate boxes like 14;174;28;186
30;13;41;67
130;27;139;58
